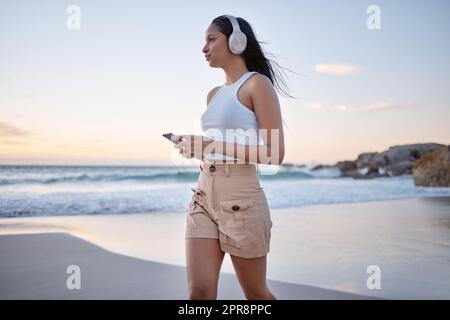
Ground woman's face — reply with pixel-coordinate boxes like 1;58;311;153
202;24;229;67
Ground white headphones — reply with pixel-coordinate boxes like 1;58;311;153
225;15;247;54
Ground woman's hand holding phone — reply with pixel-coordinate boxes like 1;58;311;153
172;134;214;160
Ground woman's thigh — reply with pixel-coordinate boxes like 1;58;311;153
230;254;272;298
185;238;225;298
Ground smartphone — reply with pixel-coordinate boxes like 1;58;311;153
162;133;181;143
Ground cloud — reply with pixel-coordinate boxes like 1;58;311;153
0;139;28;145
314;64;358;75
305;101;415;113
0;121;29;138
305;102;323;110
334;101;414;113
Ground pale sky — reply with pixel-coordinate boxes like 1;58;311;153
1;0;449;166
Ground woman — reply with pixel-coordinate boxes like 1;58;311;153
173;15;292;300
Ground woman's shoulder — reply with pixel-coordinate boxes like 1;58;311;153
248;72;272;87
246;72;275;100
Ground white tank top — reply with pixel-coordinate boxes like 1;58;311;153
201;71;261;161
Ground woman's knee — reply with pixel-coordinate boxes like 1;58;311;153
188;285;217;300
244;287;276;300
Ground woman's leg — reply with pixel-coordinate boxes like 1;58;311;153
230;254;276;300
186;238;225;300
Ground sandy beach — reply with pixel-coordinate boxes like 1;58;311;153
1;196;449;299
0;232;375;299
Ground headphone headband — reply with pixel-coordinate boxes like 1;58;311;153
226;15;241;33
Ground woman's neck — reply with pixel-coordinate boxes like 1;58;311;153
223;59;249;86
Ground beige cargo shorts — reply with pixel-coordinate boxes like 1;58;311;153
185;161;273;258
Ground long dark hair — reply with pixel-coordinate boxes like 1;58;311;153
212;15;296;99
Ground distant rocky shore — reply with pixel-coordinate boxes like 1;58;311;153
284;143;450;187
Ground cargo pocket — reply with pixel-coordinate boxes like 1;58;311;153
188;199;207;215
185;187;212;231
188;188;208;215
219;198;264;249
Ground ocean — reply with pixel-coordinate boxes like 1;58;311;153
1;164;450;217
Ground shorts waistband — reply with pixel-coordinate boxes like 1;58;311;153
200;161;257;176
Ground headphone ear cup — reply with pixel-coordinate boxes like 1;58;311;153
229;31;247;54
